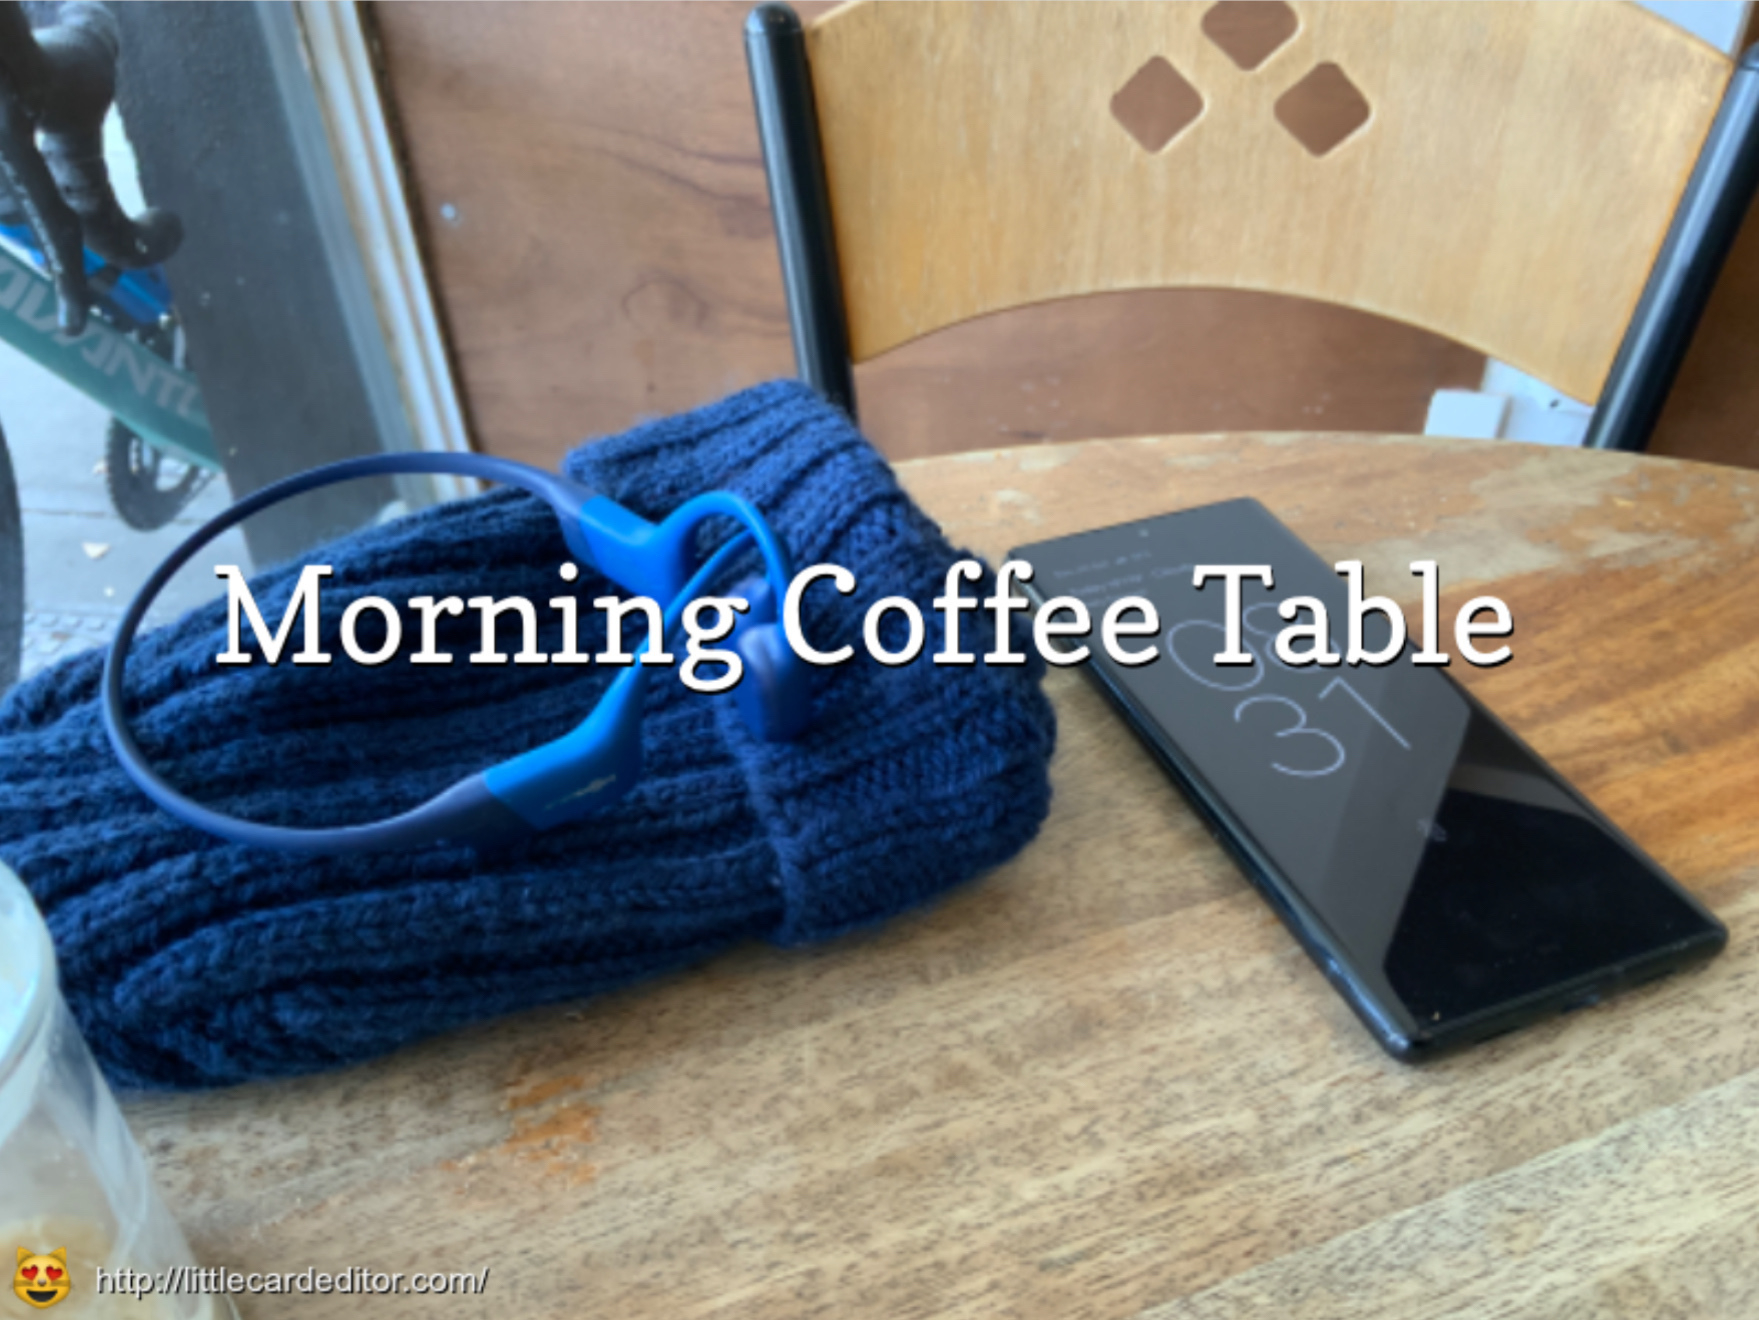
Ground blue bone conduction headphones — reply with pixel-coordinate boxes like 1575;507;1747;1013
102;452;812;855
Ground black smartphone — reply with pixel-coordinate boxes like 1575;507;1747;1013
1013;497;1725;1061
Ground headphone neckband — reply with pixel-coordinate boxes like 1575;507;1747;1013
101;451;803;855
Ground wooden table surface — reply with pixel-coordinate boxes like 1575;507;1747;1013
131;432;1759;1318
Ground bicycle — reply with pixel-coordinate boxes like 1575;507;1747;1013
1;215;211;529
0;0;214;689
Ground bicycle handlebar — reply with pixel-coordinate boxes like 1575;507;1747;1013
0;0;182;334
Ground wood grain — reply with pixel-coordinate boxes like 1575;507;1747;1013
364;1;821;470
365;1;1484;467
806;1;1729;402
856;287;1483;460
366;1;1759;471
127;434;1759;1318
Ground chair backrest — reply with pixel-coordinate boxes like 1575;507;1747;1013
781;0;1734;414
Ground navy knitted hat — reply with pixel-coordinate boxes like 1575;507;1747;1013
0;381;1056;1090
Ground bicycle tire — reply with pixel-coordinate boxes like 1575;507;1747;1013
105;418;203;531
0;418;24;693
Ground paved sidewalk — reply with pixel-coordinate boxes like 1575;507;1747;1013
3;340;248;683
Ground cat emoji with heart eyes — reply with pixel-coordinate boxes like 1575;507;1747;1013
12;1248;70;1310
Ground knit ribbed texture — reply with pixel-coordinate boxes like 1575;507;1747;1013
0;382;1055;1089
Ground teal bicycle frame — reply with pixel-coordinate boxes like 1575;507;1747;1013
0;241;217;469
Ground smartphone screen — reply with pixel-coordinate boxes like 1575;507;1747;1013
1014;498;1725;1059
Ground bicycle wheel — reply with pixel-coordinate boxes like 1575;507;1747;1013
0;418;24;693
105;418;206;531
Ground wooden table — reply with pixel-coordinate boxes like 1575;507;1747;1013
131;432;1759;1318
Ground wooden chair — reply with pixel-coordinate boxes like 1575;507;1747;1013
745;1;1759;452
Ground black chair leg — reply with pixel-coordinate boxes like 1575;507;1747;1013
1586;47;1759;453
745;2;858;421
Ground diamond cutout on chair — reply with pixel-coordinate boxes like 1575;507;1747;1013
1274;63;1371;156
1111;57;1204;153
1202;0;1298;71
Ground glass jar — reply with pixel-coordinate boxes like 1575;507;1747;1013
1;861;235;1318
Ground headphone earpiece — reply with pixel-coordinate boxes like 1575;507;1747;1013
105;452;813;854
729;577;811;742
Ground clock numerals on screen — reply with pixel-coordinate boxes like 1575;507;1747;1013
1163;616;1409;779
